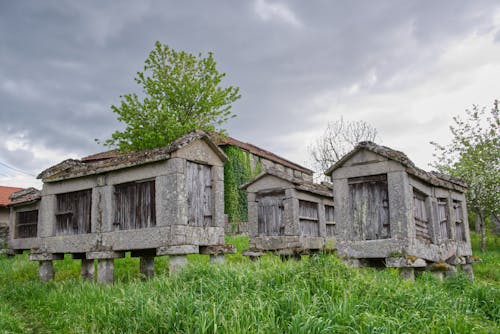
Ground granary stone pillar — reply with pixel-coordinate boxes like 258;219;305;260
169;255;188;274
81;259;95;280
387;172;414;240
30;252;63;282
462;263;474;280
39;261;55;282
97;259;114;284
400;268;415;282
140;256;155;278
209;254;225;264
87;251;124;284
445;265;458;278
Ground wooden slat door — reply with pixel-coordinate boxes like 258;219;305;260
114;180;156;230
55;189;92;235
348;174;390;240
186;161;213;227
257;192;285;236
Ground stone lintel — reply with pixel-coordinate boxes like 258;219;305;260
428;262;452;272
385;256;427;268
86;251;125;260
157;245;199;256
199;244;236;255
30;253;64;261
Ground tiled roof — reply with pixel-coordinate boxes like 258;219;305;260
82;135;314;175
324;141;468;191
0;186;23;206
38;130;228;182
8;187;41;205
216;136;313;175
240;168;332;197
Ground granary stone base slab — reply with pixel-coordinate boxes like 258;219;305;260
8;237;39;251
157;245;199;256
29;253;64;261
385;256;427;268
86;251;124;260
338;238;472;263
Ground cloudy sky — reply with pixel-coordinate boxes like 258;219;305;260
1;1;500;188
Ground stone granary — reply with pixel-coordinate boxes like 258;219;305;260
240;168;335;258
7;188;41;253
325;141;474;280
0;186;23;247
8;131;234;283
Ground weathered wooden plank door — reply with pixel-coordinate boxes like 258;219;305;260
257;192;285;236
299;200;320;237
186;161;212;227
114;180;156;230
55;189;92;235
413;191;431;242
348;174;390;240
437;199;448;239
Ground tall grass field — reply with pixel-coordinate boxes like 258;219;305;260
1;234;499;333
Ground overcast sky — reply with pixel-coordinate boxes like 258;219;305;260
1;1;500;188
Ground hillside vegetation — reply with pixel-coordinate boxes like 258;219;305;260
0;234;499;334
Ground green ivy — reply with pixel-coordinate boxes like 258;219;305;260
223;146;262;226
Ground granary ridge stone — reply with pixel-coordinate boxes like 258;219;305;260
324;141;468;191
37;130;228;182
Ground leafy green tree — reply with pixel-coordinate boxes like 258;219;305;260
431;101;500;251
102;41;241;151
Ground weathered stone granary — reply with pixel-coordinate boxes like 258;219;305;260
325;141;474;279
240;168;335;258
8;131;234;283
8;188;41;252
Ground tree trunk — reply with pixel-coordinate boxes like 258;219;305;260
474;213;481;233
479;210;486;252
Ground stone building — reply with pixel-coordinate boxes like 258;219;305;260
0;186;23;247
8;131;233;283
241;168;334;258
325;141;474;280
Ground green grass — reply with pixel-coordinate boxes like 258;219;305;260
0;234;498;334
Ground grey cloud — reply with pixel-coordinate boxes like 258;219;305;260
0;0;499;173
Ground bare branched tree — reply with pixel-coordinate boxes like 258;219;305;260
309;118;378;177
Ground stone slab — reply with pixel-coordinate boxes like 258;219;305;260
157;245;199;256
29;253;64;261
86;251;124;260
199;244;236;255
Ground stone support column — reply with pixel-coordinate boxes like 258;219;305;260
400;267;415;281
97;259;114;284
81;259;95;280
39;261;55;282
140;256;155;278
169;255;188;274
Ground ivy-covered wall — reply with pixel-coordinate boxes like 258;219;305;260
223;146;262;225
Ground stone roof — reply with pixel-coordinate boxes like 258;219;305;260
82;134;314;175
8;187;41;206
324;141;468;191
0;186;23;206
38;130;228;183
240;168;332;197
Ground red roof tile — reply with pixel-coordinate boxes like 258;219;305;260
0;186;23;206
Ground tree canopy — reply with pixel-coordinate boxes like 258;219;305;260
431;101;500;250
102;41;241;151
309;117;378;177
